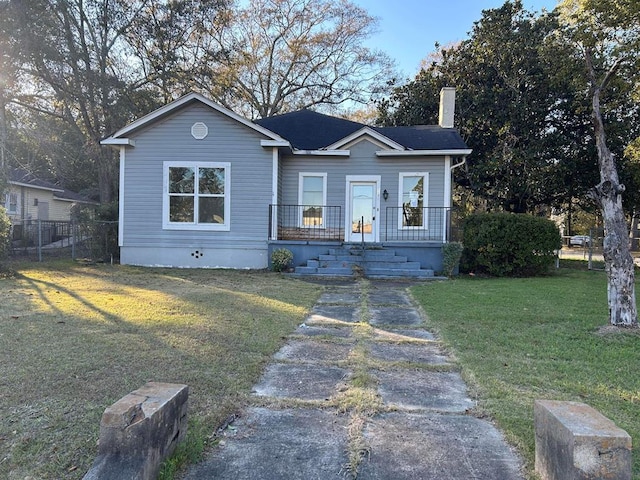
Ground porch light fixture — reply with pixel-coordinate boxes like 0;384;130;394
383;189;389;201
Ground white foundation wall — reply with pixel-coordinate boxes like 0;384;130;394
120;245;268;269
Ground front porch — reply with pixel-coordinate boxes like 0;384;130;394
269;204;457;242
268;205;459;277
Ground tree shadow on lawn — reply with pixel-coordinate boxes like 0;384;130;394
1;264;318;479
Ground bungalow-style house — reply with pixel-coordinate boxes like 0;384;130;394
101;88;471;276
4;168;97;223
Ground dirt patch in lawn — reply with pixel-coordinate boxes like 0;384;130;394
595;325;640;337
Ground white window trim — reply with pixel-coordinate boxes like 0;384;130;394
162;161;231;231
298;172;327;228
398;172;429;230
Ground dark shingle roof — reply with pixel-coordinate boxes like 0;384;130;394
255;110;365;150
53;189;98;204
9;168;97;203
373;125;469;150
8;168;62;191
255;110;468;151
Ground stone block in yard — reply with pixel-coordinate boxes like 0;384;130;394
83;382;188;480
534;399;632;480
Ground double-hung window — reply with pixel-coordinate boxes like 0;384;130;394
298;173;327;227
163;161;230;230
4;193;17;214
399;172;428;229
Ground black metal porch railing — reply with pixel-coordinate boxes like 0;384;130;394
383;206;454;242
269;204;344;241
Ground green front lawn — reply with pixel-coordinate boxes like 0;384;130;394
411;267;640;479
3;260;638;479
0;261;319;479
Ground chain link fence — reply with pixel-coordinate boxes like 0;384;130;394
9;219;119;263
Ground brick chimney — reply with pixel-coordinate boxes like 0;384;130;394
438;87;455;128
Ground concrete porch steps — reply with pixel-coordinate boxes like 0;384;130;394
293;245;435;279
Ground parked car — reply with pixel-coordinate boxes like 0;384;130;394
569;235;592;247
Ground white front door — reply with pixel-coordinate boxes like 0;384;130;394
346;176;380;243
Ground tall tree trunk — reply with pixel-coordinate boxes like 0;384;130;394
91;141;116;204
591;82;638;327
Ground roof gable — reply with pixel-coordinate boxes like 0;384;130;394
102;92;286;145
324;127;404;151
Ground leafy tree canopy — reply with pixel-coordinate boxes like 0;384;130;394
0;0;395;201
202;0;394;118
378;0;639;218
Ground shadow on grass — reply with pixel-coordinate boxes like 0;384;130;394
1;263;319;479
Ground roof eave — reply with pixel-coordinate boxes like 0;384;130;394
9;181;64;192
261;140;291;148
100;138;135;146
292;149;350;156
53;197;99;204
376;149;472;157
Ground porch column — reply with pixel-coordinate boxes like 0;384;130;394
271;147;279;240
118;146;126;247
443;155;451;243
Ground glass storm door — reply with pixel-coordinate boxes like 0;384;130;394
349;182;377;242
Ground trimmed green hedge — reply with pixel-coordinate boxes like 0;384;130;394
461;213;561;277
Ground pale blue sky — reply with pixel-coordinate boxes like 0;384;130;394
355;0;560;77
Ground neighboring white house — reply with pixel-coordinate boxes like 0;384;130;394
102;88;471;273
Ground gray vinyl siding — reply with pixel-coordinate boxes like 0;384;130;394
280;139;447;210
122;104;272;248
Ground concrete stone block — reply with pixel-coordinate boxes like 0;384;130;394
84;382;188;480
534;399;632;480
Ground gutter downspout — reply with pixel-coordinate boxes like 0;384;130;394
451;156;466;172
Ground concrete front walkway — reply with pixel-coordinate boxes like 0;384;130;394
182;279;524;479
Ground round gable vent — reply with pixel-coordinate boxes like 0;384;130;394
191;122;208;140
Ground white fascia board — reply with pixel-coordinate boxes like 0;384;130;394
53;197;98;205
292;149;350;156
100;138;135;146
261;140;291;148
103;92;286;143
8;181;64;193
325;127;405;151
376;149;472;157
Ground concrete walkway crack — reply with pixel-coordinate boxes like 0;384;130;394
182;279;525;479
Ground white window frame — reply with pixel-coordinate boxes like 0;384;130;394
398;172;429;230
162;161;231;231
298;172;327;228
4;192;17;214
